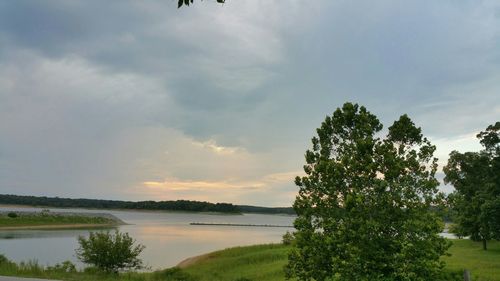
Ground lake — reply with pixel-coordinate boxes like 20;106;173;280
0;206;295;270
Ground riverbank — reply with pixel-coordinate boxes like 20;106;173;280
0;224;118;231
0;211;124;230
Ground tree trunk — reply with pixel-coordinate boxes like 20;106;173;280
483;238;487;250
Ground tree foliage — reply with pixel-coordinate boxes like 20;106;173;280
0;194;294;214
76;230;146;272
7;212;17;218
444;122;500;250
286;102;449;281
177;0;225;8
0;194;240;213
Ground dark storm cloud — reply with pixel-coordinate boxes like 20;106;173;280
1;0;499;204
0;1;159;58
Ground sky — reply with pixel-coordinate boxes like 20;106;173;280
0;0;499;206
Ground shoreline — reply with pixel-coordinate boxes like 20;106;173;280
0;223;119;231
0;210;126;230
177;252;213;269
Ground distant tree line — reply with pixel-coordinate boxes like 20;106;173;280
0;194;238;213
0;194;295;215
236;205;296;215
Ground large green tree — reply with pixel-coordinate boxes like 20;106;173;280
444;122;500;250
286;103;449;281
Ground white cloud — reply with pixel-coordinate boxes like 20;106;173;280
129;170;299;205
430;132;483;167
190;139;244;155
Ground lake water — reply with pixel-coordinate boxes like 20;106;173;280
0;206;295;270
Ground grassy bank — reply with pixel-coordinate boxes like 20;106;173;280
0;212;120;230
0;240;498;281
443;239;500;281
182;244;289;281
181;240;500;281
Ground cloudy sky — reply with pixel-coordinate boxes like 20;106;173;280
0;1;499;206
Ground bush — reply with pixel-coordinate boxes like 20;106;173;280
7;212;17;218
448;223;466;239
282;231;295;245
76;230;145;273
437;269;463;281
0;254;10;265
46;260;77;273
17;260;43;274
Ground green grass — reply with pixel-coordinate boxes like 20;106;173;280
0;240;498;281
443;239;500;281
183;244;290;281
182;240;500;281
0;256;191;281
0;213;116;228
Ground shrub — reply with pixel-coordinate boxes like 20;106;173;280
76;230;145;273
18;260;43;274
46;260;77;273
7;212;17;218
0;254;10;265
282;231;295;245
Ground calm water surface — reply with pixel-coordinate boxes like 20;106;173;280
0;206;295;270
